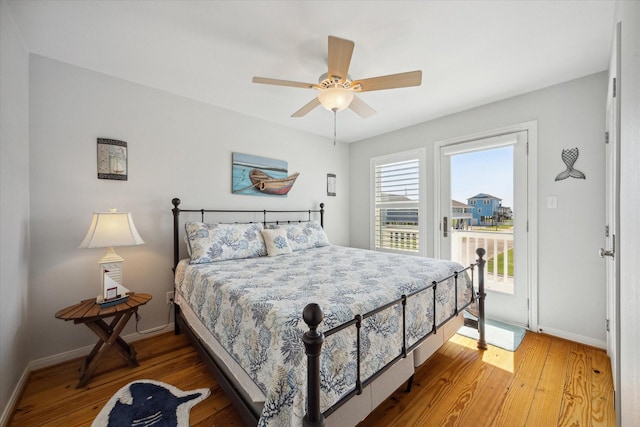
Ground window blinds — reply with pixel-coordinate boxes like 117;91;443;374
373;158;420;253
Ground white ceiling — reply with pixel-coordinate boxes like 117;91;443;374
7;0;615;143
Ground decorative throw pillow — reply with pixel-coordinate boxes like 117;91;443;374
261;228;293;256
268;221;330;251
185;222;266;264
184;236;191;256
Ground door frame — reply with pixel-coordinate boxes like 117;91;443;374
433;121;538;331
604;21;621;407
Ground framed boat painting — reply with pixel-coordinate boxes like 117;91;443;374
97;138;128;181
232;152;299;197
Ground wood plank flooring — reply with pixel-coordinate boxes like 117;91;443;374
8;330;614;426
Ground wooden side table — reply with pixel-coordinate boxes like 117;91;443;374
55;293;152;388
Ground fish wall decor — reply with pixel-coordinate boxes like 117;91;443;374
555;147;586;181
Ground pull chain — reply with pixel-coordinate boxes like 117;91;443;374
333;109;337;145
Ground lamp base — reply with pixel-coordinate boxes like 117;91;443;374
98;247;124;302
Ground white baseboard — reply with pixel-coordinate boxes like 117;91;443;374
0;366;30;427
29;322;174;371
537;324;606;349
1;322;174;426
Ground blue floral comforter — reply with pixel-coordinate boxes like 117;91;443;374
175;245;472;427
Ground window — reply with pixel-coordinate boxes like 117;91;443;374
371;149;425;255
470;200;476;205
484;200;490;205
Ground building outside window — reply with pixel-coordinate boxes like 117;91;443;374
371;149;425;255
466;193;512;226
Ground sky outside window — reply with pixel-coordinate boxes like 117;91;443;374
451;146;514;208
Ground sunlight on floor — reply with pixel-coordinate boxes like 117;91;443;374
450;333;515;373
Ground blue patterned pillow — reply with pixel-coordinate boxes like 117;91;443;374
261;228;292;256
185;222;266;264
268;221;329;251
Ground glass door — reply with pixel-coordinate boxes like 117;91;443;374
439;131;529;327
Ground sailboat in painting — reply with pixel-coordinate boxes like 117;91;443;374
112;160;125;174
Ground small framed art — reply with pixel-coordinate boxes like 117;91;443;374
97;138;128;180
105;287;118;301
327;173;336;196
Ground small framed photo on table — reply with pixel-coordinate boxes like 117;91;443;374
327;173;336;196
105;287;118;301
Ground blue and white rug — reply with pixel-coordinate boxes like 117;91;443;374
92;379;210;427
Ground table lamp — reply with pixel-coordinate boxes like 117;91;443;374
79;209;145;302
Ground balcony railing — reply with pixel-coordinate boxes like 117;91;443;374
451;230;514;294
376;226;514;293
376;225;419;252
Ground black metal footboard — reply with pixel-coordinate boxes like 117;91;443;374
302;248;487;426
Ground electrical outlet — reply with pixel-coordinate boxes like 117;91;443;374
166;291;174;305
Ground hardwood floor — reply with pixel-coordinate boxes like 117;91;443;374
360;332;614;427
9;330;614;426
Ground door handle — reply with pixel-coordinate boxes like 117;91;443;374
443;216;448;237
599;248;614;258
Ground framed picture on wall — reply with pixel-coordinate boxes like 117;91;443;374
231;152;299;197
327;173;336;196
97;138;128;181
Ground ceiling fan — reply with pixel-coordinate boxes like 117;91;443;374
252;36;422;119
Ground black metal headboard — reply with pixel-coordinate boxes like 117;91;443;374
171;198;325;270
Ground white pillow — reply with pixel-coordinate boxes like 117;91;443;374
261;228;293;256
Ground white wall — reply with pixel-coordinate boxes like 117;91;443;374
0;2;31;423
349;72;607;345
27;55;350;361
616;1;640;424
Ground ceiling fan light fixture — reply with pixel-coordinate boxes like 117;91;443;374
253;36;421;120
318;86;354;112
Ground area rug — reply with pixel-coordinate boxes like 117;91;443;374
457;311;526;351
92;379;210;427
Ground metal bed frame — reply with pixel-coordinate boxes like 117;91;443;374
171;198;486;426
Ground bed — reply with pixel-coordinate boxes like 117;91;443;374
171;198;487;427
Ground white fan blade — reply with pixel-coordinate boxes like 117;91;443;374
292;97;321;117
328;36;355;81
253;76;317;89
349;95;376;118
352;70;422;92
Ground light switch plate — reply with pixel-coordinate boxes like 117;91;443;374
547;196;558;209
